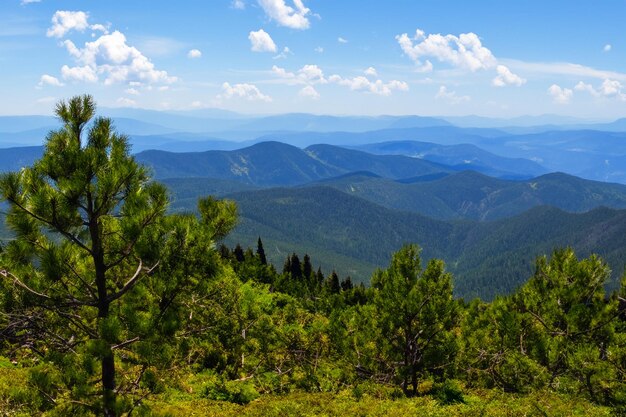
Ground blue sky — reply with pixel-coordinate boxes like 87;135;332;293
2;0;626;118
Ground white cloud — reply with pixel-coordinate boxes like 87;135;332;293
89;24;109;35
47;10;89;38
272;64;326;84
314;46;323;53
258;0;313;30
249;29;277;53
187;49;202;59
273;64;407;96
415;60;433;73
21;0;41;5
435;85;470;104
574;81;599;96
599;79;625;99
116;97;136;107
574;79;626;101
218;82;272;102
273;46;292;59
364;67;377;77
232;0;245;9
547;84;573;104
330;74;409;96
492;65;526;87
124;87;140;95
298;64;327;84
58;30;176;85
338;37;348;44
604;44;612;52
191;100;204;108
299;85;320;99
38;74;64;87
396;29;496;72
61;64;98;83
272;65;296;79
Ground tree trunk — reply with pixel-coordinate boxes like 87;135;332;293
92;214;117;417
98;278;116;417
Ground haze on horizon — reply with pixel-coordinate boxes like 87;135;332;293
2;0;626;119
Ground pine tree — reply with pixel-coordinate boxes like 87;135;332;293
282;255;291;275
302;254;313;279
0;95;168;416
316;266;325;286
371;244;459;395
234;244;245;263
327;270;341;294
341;276;353;291
256;237;267;265
290;253;302;279
0;95;239;415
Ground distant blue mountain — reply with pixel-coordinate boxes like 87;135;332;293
135;141;453;185
356;140;546;179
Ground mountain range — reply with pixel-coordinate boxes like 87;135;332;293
2;109;626;300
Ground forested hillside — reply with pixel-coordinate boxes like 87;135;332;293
222;186;626;299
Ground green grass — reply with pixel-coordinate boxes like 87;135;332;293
0;361;614;417
146;389;611;417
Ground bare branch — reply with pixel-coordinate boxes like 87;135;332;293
0;269;51;299
112;337;140;351
107;260;159;304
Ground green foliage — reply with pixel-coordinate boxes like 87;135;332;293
369;244;459;395
0;95;237;416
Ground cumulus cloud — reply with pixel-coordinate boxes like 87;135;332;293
396;29;496;72
314;46;323;53
38;74;64;87
298;64;327;84
47;10;89;38
329;74;409;96
187;49;202;59
604;44;612;52
61;64;98;83
364;67;377;77
258;0;313;30
218;82;272;102
273;46;292;59
272;64;408;96
58;30;176;85
272;65;296;79
576;79;626;101
124;87;140;95
599;79;626;99
338;37;348;44
249;29;277;53
547;84;573;104
492;65;526;87
574;81;599;96
272;64;326;84
435;86;470;104
299;85;320;99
